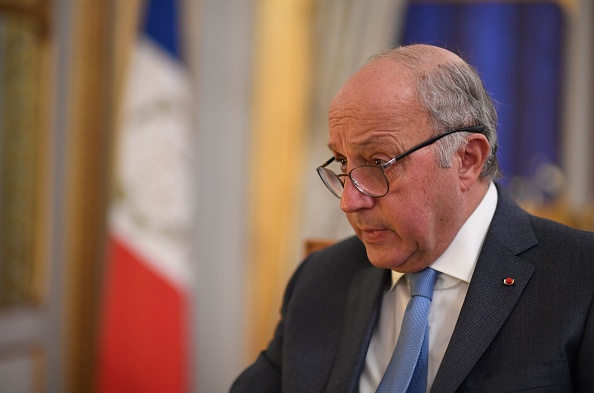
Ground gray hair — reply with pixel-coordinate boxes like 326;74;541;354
370;45;501;180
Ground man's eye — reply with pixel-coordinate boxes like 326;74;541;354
337;158;347;172
372;158;385;166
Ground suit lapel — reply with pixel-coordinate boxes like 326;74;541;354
431;187;538;392
325;265;388;393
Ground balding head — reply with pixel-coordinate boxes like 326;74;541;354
369;44;465;71
362;45;500;180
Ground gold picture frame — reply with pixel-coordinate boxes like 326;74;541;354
0;1;50;308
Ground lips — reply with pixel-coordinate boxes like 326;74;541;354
361;227;387;233
349;215;391;242
360;227;390;242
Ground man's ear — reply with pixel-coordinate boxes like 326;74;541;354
457;134;490;191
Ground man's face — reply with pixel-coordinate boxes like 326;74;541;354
327;59;465;273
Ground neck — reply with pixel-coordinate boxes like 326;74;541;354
463;178;491;221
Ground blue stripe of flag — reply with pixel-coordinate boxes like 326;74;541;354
143;0;181;59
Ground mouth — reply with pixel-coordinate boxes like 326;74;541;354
360;228;390;242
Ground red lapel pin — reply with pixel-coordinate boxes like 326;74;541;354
503;277;515;286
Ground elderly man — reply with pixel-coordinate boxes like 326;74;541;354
231;44;594;392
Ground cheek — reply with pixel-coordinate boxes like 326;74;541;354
380;195;432;240
381;169;449;240
409;168;464;236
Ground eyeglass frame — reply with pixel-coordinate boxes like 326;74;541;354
316;125;486;198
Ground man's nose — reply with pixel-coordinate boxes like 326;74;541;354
340;178;375;213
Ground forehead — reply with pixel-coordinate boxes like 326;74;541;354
332;58;417;109
328;59;429;151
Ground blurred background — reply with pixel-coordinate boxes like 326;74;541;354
0;0;592;392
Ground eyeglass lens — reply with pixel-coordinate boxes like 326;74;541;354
318;168;344;197
318;165;388;198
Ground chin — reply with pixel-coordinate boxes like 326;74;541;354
365;247;406;270
364;238;426;271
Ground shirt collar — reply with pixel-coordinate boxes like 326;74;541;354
390;182;498;291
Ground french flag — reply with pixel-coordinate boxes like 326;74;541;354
97;0;194;392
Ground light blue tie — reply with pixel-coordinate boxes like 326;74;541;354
376;268;438;393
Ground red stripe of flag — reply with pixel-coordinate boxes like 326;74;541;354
97;236;188;393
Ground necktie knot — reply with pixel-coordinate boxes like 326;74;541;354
409;267;438;301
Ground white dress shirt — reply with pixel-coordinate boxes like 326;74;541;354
359;182;498;393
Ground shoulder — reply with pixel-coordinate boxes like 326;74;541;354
294;236;371;282
527;214;594;271
528;213;594;245
282;236;378;307
491;184;594;274
493;184;594;248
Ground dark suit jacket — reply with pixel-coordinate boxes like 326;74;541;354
231;187;594;392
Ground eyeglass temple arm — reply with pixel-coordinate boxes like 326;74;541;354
320;156;336;168
384;125;485;167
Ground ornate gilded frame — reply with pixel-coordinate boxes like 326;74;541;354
0;0;50;307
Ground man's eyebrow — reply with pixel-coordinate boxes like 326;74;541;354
328;136;393;153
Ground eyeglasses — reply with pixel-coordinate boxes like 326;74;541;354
316;126;485;198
